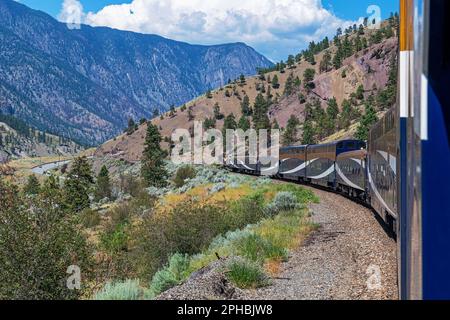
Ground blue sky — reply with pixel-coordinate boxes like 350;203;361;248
17;0;399;61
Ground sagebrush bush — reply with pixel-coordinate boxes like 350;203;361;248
79;208;101;228
209;182;226;194
149;253;190;296
173;165;196;188
234;233;288;263
95;279;143;300
133;192;266;279
226;257;269;289
265;191;300;216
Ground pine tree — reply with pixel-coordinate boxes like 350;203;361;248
326;97;339;120
141;123;168;188
127;118;137;135
320;51;332;73
223;113;237;131
282;115;300;146
64;156;94;212
283;73;295;96
238;116;251;131
287;55;295;68
303;68;316;89
356;84;365;100
333;50;343;69
239;74;246;84
241;95;251;116
41;175;61;200
203;117;216;130
95;165;112;201
23;174;40;195
302;121;316;145
213;102;224;120
271;75;280;89
338;99;354;129
355;104;378;140
252;94;270;130
188;106;195;121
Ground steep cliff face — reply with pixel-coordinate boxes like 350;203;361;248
0;0;273;145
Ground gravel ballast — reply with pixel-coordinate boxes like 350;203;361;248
158;185;399;300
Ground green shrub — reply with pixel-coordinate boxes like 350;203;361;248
133;193;266;280
226;258;269;289
0;181;92;300
100;223;129;254
234;233;288;263
265;191;300;216
271;184;319;204
173;165;196;188
150;269;178;296
95;279;143;300
79;208;101;228
149;253;190;296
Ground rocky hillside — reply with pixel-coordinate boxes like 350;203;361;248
0;0;272;146
95;20;399;163
0;115;83;163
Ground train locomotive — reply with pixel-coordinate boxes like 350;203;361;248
227;0;450;300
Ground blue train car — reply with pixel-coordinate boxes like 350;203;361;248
402;0;450;300
306;140;364;189
367;108;398;229
305;142;336;188
335;144;367;200
278;145;307;181
234;155;259;175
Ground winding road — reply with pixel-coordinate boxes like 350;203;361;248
31;160;71;175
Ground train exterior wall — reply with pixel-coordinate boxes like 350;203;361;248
279;146;307;181
336;149;367;198
368;108;398;224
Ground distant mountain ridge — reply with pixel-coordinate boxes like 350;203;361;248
0;0;273;145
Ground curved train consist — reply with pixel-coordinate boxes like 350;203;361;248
227;0;450;300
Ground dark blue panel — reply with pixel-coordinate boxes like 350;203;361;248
422;86;450;300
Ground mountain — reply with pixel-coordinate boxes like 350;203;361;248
94;20;399;163
0;0;273;146
0;114;83;163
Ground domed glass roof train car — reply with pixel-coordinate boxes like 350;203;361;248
306;140;366;189
335;143;367;201
367;108;398;230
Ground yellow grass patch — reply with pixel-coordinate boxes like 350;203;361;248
156;183;253;215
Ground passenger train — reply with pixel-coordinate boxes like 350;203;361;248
227;0;450;300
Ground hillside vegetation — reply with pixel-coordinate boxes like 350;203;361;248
96;16;399;163
0;114;83;163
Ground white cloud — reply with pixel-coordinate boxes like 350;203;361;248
58;0;84;29
60;0;361;61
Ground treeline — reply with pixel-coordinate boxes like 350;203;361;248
258;12;399;75
281;53;397;146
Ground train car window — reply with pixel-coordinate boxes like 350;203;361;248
429;0;450;142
